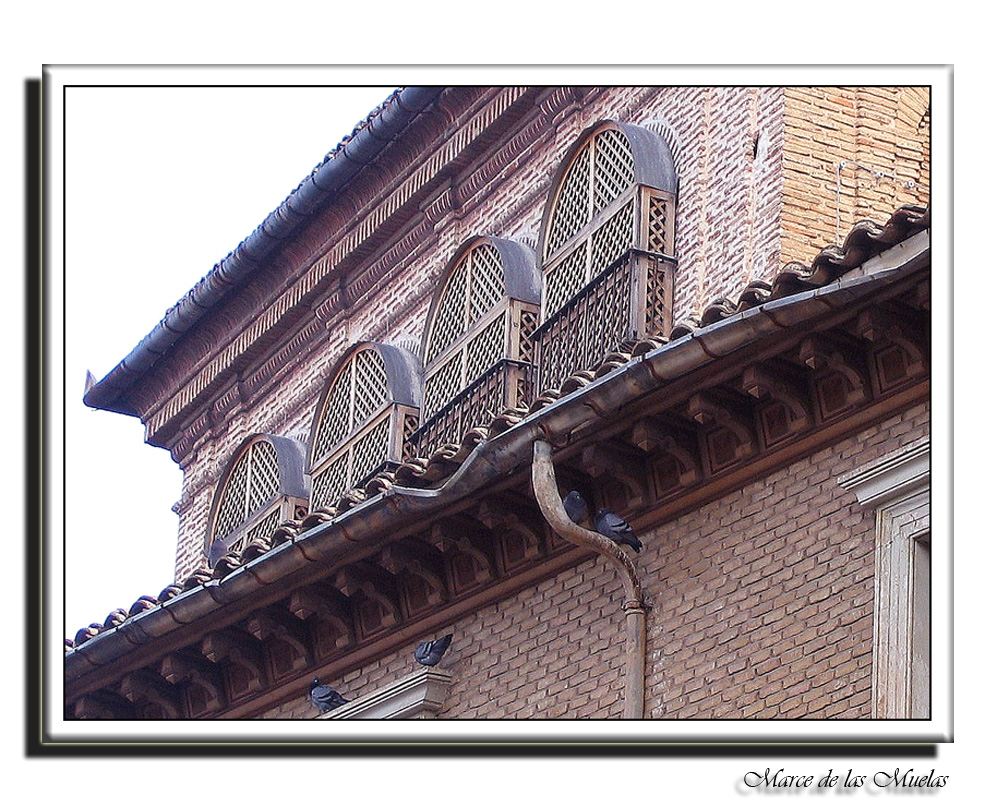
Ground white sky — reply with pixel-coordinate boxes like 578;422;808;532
64;85;395;634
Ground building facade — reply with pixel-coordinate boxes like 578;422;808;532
69;86;931;721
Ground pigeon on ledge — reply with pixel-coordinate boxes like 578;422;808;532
414;634;453;667
308;678;348;713
594;508;642;552
562;490;589;525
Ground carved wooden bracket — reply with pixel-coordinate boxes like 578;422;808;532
742;363;812;442
335;563;403;633
476;497;544;569
288;583;355;657
73;691;131;720
856;307;928;372
627;417;702;494
799;334;870;410
380;539;449;612
118;669;181;719
579;441;647;512
686;391;756;470
200;629;266;696
246;608;311;676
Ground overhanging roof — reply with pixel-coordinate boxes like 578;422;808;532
66;206;930;691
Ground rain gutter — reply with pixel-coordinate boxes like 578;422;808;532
84;86;445;416
66;244;928;689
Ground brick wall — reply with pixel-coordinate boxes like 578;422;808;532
780;87;930;267
260;400;928;719
171;87;793;578
170;86;926;597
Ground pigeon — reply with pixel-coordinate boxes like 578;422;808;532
594;508;642;552
562;490;589;525
308;678;348;713
414;634;453;667
207;538;228;568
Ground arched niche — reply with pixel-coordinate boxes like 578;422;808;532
309;342;421;509
534;121;678;392
412;236;539;456
206;434;309;558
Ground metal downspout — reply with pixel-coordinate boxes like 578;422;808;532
530;440;647;719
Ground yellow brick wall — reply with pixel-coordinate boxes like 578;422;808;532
780;87;929;267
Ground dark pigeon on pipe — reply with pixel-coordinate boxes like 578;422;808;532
563;490;589;525
594;508;642;552
308;678;348;713
414;634;453;667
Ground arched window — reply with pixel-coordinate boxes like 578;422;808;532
207;434;309;558
310;343;420;509
412;237;540;456
534;121;677;392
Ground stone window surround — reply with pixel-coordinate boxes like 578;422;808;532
840;436;929;719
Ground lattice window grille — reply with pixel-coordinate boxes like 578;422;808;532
427;244;505;366
546;142;592;259
468;245;505;323
545;129;636;262
426;256;468;363
536;259;634;392
312;453;350;511
352;416;391;484
213;440;281;543
352;348;388;428
647;195;671;255
238;507;282;553
313;348;389;466
424;351;464;419
591;201;636;276
593;129;635;213
465;315;506;384
313;371;350;461
544;244;589;319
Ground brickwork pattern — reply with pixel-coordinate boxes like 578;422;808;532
781;87;930;268
259;555;627;719
643;401;929;719
258;401;927;719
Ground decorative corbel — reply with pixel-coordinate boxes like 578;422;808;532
426;517;498;589
73;691;131;720
476;497;545;569
117;669;181;719
245;608;312;675
579;441;648;512
741;363;812;442
160;652;226;715
628;418;701;493
335;564;403;633
798;334;870;409
200;629;266;695
855;307;928;374
288;584;355;652
686;391;756;471
380;539;449;612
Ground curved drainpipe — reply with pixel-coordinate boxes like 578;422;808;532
530;440;647;719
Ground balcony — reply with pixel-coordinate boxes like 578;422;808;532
532;248;675;394
406;358;532;459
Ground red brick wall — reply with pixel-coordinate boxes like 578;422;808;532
258;400;927;719
781;87;930;267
